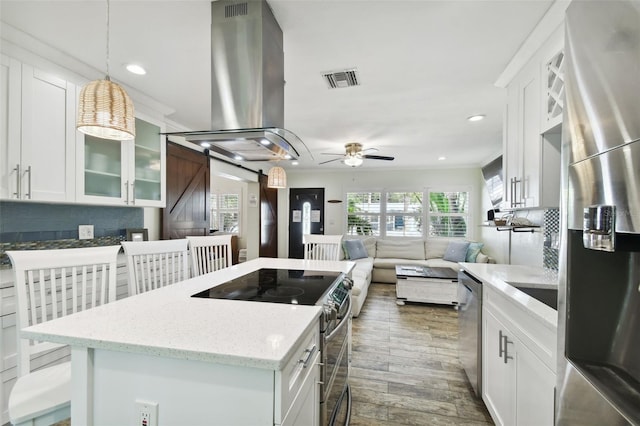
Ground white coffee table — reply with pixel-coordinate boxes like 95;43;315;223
395;265;459;306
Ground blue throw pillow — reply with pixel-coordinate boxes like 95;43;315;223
443;241;471;262
465;242;484;262
343;239;368;260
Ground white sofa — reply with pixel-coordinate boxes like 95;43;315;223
346;237;490;317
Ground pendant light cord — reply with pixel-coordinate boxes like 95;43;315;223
105;0;111;81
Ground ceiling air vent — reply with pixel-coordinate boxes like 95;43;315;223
322;69;359;89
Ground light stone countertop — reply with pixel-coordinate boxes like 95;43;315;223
21;258;355;370
459;262;559;328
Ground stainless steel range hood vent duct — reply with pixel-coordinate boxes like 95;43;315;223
171;0;304;162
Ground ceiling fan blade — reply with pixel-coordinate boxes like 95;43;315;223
361;147;379;154
318;157;344;165
363;154;395;161
320;152;346;156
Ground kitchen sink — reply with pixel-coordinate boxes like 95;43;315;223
514;286;558;310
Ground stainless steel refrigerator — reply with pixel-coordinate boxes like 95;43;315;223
557;1;640;424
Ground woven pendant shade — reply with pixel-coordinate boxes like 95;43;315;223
77;78;135;140
267;166;287;189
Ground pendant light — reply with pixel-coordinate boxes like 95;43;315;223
267;166;287;189
77;0;135;141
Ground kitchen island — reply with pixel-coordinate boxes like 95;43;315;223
21;257;355;426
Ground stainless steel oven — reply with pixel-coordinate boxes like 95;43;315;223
319;276;352;426
191;268;353;425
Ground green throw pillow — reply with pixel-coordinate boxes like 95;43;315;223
465;242;484;262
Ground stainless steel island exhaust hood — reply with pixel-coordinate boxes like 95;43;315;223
171;0;301;162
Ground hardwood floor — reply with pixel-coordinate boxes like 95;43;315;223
349;283;493;426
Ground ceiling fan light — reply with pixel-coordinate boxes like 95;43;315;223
267;166;287;188
77;79;136;140
344;156;363;167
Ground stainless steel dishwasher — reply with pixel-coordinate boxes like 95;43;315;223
457;269;482;397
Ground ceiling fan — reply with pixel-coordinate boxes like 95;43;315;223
319;142;395;167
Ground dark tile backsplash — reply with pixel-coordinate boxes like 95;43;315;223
543;208;560;271
0;201;143;265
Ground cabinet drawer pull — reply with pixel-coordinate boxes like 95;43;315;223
299;345;317;368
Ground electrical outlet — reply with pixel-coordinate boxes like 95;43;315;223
78;225;94;240
135;400;158;426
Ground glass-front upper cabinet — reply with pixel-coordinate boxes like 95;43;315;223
133;118;163;205
83;135;124;200
76;114;166;207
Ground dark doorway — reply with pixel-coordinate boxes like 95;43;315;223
259;173;278;258
288;188;325;259
162;142;210;239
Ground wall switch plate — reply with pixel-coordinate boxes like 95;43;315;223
78;225;94;240
135;400;158;426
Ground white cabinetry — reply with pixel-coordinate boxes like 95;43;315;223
482;286;556;426
0;56;76;202
505;64;542;208
88;321;321;425
540;29;565;134
76;114;165;207
503;26;563;209
281;351;320;426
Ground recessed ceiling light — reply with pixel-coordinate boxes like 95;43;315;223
467;114;485;122
200;142;211;148
438;156;446;161
234;155;243;161
126;64;146;75
292;161;299;166
260;139;270;145
284;154;292;160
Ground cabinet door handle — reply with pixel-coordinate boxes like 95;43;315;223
25;165;32;199
12;164;20;198
502;333;513;364
124;181;129;204
130;182;135;205
511;177;524;207
499;329;504;358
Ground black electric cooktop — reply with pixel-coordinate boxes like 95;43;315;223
191;268;341;305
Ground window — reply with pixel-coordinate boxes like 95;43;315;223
428;190;469;238
346;189;470;239
346;192;381;236
211;193;240;234
385;192;423;237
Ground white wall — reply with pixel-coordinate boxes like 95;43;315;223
143;208;161;241
277;167;484;258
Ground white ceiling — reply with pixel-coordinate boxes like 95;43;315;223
0;0;554;171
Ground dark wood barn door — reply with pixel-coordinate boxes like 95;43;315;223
162;142;210;239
